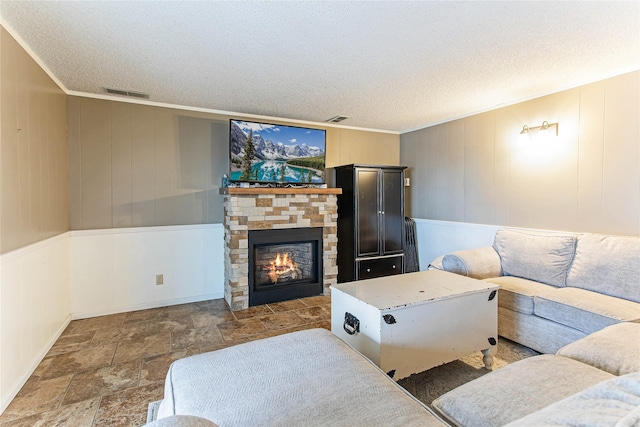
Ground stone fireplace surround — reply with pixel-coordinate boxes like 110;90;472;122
220;187;341;311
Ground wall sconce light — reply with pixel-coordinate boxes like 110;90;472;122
520;121;559;136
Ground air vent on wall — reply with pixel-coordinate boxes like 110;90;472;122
326;116;348;123
104;87;150;99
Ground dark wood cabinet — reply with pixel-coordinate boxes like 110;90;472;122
335;164;407;282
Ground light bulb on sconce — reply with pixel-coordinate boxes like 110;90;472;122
515;119;566;165
520;121;559;138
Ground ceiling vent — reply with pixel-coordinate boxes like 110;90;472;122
104;87;150;99
326;116;348;123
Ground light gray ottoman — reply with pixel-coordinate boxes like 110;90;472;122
145;415;219;427
431;354;614;427
156;328;447;427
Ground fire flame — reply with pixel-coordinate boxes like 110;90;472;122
264;252;298;283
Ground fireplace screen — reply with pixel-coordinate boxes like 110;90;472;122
255;243;315;288
248;227;323;306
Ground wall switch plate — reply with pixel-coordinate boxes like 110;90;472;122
156;274;164;285
404;178;410;187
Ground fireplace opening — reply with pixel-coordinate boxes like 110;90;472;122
248;227;323;306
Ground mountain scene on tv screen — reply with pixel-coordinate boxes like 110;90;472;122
230;120;326;183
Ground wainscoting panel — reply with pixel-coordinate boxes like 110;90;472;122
414;219;501;269
0;233;71;414
69;224;224;318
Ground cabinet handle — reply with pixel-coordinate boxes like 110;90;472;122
392;265;396;269
367;268;371;272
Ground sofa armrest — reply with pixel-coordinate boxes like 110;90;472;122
442;247;502;279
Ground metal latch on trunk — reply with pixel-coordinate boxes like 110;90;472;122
383;314;396;324
343;312;360;335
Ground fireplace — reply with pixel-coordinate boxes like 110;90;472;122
220;187;340;311
248;227;323;306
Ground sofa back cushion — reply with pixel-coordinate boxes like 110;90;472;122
493;229;577;287
566;234;640;303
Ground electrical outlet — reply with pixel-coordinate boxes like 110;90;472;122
404;177;411;187
156;274;164;286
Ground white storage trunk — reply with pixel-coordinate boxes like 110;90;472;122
331;269;499;380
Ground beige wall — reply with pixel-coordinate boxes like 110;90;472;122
1;27;69;253
401;71;640;236
67;96;399;230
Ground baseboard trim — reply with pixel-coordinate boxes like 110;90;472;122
0;314;72;415
71;293;225;320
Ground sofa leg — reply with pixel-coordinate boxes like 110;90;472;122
482;348;495;370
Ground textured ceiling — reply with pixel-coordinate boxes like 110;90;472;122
1;1;638;133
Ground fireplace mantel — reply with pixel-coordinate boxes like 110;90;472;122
219;187;342;196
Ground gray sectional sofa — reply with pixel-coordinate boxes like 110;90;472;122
147;229;640;426
432;321;640;426
434;228;640;354
148;323;640;427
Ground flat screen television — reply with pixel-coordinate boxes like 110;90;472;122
229;119;326;184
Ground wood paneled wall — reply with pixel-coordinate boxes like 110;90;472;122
401;71;640;236
67;97;400;230
0;28;69;254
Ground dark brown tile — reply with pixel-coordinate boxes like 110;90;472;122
93;383;164;427
0;375;73;423
30;357;54;380
267;299;306;312
200;335;250;353
232;305;273;320
62;360;141;405
171;327;225;350
163;303;197;318
123;307;169;324
90;323;147;346
146;315;194;334
247;322;320;342
62;313;127;335
308;320;331;331
112;333;172;365
259;311;307;331
46;332;95;357
140;349;199;386
208;298;231;312
190;310;235;328
217;318;267;340
295;305;331;323
41;344;117;379
300;295;331;307
2;397;100;427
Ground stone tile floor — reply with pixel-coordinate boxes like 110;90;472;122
0;296;331;427
0;295;536;427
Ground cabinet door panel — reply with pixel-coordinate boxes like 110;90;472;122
382;169;404;254
356;169;380;256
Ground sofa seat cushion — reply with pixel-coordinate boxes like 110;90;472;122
493;229;577;287
505;372;640;427
432;354;614;427
557;322;640;375
486;276;556;314
157;328;446;427
534;287;640;334
567;233;640;303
